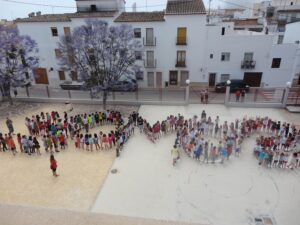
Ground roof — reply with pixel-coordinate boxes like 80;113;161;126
234;19;261;26
15;11;117;23
114;12;165;22
165;0;206;15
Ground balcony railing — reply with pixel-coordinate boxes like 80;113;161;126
176;61;186;68
241;60;256;69
144;59;156;68
176;36;187;45
143;37;156;46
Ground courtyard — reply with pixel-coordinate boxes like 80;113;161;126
0;103;299;225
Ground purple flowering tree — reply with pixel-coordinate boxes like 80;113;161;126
58;19;142;109
0;25;39;104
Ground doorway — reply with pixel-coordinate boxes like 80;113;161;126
209;73;216;87
169;71;178;86
180;71;189;87
156;72;162;87
147;72;154;87
34;68;49;84
243;72;262;87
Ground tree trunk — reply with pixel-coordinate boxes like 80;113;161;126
103;90;108;110
0;85;13;105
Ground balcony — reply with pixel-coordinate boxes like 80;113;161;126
176;61;186;68
176;36;187;45
143;37;156;46
241;60;256;69
144;59;156;68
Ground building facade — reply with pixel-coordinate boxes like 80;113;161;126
15;0;300;88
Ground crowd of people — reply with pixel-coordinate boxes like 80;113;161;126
0;110;139;159
1;108;299;171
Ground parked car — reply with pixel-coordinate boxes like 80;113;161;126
215;79;250;93
60;81;86;90
60;80;138;92
110;80;137;92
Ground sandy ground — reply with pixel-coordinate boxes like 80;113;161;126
92;105;300;225
0;102;137;211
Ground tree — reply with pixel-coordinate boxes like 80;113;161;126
0;25;39;104
58;19;142;109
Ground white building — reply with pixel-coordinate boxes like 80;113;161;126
15;0;300;88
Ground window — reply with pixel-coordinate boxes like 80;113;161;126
220;74;230;83
90;4;97;11
176;51;186;67
210;54;213;59
244;52;253;61
54;49;61;58
135;51;142;60
51;27;58;36
277;35;284;44
146;51;154;67
136;71;144;80
221;27;225;35
271;58;281;68
58;71;65;81
221;52;230;61
145;28;154;46
177;27;187;45
134;28;141;38
64;27;71;35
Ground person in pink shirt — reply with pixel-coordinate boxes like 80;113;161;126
108;134;113;149
102;134;109;150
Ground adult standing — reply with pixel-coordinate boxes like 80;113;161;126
235;89;241;102
204;89;209;104
241;89;246;102
50;155;59;177
6;117;14;134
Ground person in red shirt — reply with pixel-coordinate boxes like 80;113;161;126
235;89;241;102
50;154;59;177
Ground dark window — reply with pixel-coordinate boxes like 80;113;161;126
221;52;230;61
135;51;142;60
176;51;186;67
271;58;281;68
51;27;58;36
136;71;144;80
134;28;141;38
210;54;213;59
71;71;78;81
91;4;97;11
222;27;225;35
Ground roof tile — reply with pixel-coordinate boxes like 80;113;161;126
166;0;206;15
114;12;165;22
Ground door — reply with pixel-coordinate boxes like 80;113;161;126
146;51;154;67
169;71;178;86
34;68;49;84
147;72;154;87
209;73;216;87
156;72;162;87
243;72;262;87
180;71;189;86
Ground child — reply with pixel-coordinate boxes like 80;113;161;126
75;134;80;149
171;145;180;166
33;137;41;155
108;133;113;149
103;134;109;150
94;134;100;150
50;154;59;177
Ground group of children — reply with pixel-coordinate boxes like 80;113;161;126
0;109;135;156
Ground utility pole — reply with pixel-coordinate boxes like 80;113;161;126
207;0;212;24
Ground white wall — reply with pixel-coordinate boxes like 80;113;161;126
284;21;300;44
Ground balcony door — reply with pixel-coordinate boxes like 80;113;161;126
177;27;187;45
146;51;154;67
34;68;49;84
146;28;154;46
